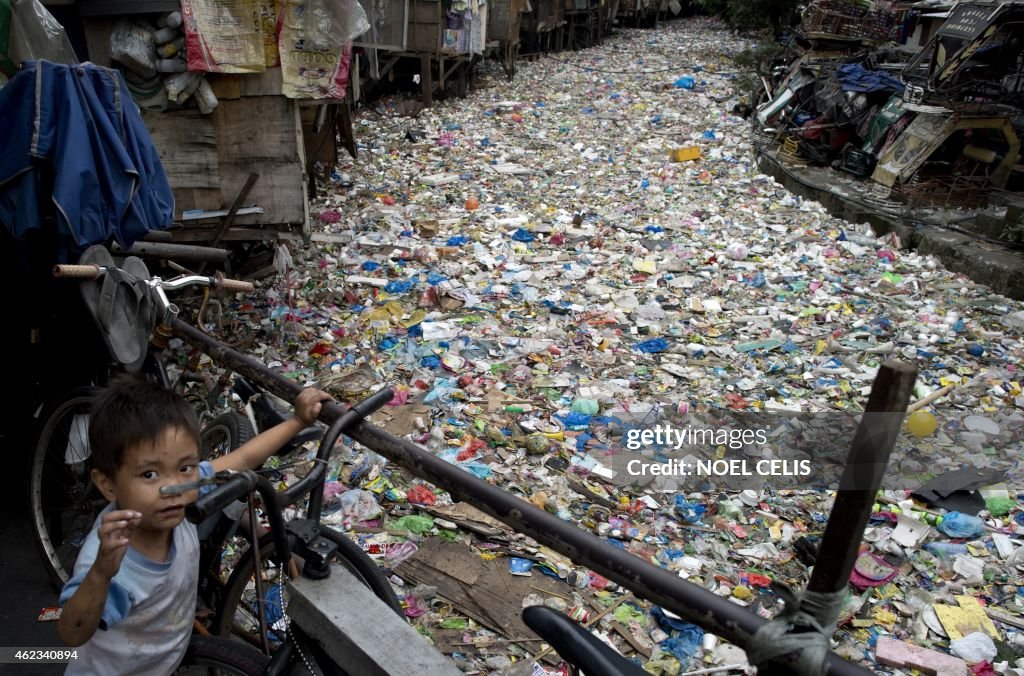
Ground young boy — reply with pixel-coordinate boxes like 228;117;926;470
58;377;333;675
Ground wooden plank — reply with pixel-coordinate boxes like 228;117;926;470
168;227;303;242
82;17;115;65
209;74;243;100
142;109;220;189
239;67;284;97
215;97;297;162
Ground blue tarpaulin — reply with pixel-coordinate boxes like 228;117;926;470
0;61;174;259
834;63;905;93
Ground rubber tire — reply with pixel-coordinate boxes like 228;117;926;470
213;530;404;644
29;387;103;591
176;635;270;675
201;412;255;460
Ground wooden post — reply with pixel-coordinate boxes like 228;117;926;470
807;361;917;595
420;53;433;107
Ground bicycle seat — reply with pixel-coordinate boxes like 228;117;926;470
522;605;647;676
233;377;323;455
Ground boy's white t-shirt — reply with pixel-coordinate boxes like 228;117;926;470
60;462;214;676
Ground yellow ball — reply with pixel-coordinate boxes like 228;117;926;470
907;410;938;438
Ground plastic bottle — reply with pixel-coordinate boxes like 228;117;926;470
195;78;219;115
159;11;183;28
156;37;185;59
156;58;188;74
154;26;180;44
924;542;969;557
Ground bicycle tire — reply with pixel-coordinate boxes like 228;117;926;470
29;387;103;591
174;635;270;675
200;412;255;460
213;531;403;647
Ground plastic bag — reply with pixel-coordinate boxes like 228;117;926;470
937;511;985;539
302;0;369;48
1;0;77;84
110;20;156;77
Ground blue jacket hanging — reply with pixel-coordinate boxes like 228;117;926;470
0;60;174;257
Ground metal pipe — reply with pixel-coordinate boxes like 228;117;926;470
172;319;873;675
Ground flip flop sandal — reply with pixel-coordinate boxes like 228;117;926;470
78;245;153;372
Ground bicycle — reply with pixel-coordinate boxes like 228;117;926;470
30;247;255;589
192;378;404;650
178;388;423;675
42;251;404;658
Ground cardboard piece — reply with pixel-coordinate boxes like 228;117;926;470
932;596;1001;641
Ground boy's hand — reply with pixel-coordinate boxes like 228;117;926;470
93;510;141;581
294;388;334;426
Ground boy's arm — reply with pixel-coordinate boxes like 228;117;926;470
211;388;334;473
58;510;139;646
58;568;114;646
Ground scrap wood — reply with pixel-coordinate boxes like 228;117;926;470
874;636;969;676
394;539;595;663
565;477;620;510
425;502;510;538
608;620;652;658
986;607;1024;630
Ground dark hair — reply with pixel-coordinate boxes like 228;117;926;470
89;375;201;476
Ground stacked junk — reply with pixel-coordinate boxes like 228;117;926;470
754;0;1024;210
111;13;219;114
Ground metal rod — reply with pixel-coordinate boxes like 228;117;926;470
172;319;874;676
249;492;272;656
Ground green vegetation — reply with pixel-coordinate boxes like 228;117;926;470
695;0;802;37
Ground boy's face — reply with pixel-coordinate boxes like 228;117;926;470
93;426;201;534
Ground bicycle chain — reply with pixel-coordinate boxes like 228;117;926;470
278;567;321;676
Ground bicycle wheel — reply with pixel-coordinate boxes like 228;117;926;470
200;412;255;460
214;531;403;649
29;388;104;590
174;635;269;675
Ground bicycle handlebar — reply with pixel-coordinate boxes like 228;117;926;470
53;264;255;293
53;264;104;279
187;471;290;565
186;387;395;530
188;471;257;523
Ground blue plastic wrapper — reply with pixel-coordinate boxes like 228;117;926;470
651;607;704;657
446;235;469;246
673;76;695;89
263;584;286;639
426;271;448;285
420;355;442;369
511;228;536;242
361;261;381;271
385;279;414;294
937;512;986;539
509;557;534;576
673;496;706;523
558;412;593;430
633;338;669;353
661;626;704;660
379;337;399;351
